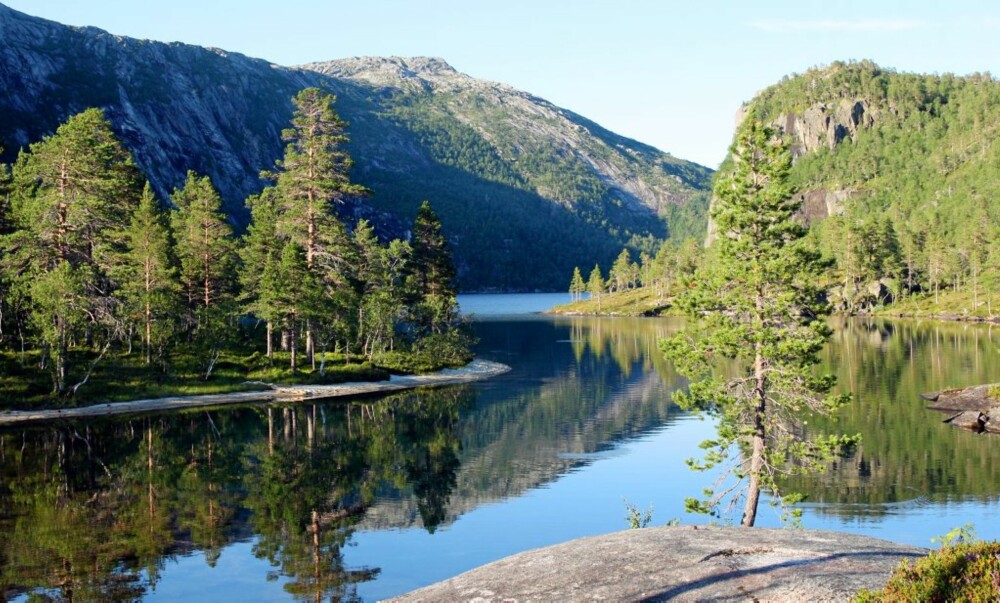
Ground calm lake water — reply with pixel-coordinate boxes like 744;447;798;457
4;293;1000;601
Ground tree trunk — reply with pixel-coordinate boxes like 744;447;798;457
290;318;297;371
265;321;272;359
145;299;152;365
742;349;767;527
267;408;274;455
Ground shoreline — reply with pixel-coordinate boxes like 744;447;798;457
0;359;511;426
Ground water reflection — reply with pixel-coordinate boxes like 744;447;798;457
786;318;1000;519
3;315;1000;601
0;387;471;601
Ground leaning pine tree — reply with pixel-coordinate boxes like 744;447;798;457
661;119;857;527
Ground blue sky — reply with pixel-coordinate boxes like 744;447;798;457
6;0;1000;168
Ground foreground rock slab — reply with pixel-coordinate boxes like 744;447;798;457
0;359;510;425
392;526;926;602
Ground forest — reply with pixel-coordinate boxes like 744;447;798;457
0;88;471;407
563;61;1000;319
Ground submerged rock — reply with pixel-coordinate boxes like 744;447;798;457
923;383;1000;433
391;526;925;602
944;410;986;432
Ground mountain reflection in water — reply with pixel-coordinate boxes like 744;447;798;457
4;308;1000;601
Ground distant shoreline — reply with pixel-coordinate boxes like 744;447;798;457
0;359;511;426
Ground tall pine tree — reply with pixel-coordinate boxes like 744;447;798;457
170;171;236;313
7;109;141;392
410;201;458;335
120;184;179;364
170;171;236;376
268;88;366;366
568;267;585;301
239;187;282;359
662;119;856;527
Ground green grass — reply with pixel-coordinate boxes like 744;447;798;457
550;288;676;317
0;346;460;411
869;286;1000;321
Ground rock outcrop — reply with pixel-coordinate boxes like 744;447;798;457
774;99;877;159
922;384;1000;434
391;525;926;602
706;98;871;244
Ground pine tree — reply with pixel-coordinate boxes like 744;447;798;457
170;171;236;376
569;266;585;301
7;109;141;392
586;265;604;311
411;201;458;335
121;184;180;364
239;187;283;358
0;146;13;346
662;119;856;527
170;171;236;313
269;88;367;365
609;248;632;292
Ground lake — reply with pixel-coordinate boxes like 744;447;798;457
3;293;1000;601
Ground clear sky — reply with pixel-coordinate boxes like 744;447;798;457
6;0;1000;168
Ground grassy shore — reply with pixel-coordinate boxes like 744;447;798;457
550;284;1000;324
0;347;469;410
868;288;1000;322
549;288;676;317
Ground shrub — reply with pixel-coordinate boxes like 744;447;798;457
855;541;1000;602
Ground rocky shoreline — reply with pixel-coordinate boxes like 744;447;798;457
391;525;926;602
0;359;511;426
922;383;1000;433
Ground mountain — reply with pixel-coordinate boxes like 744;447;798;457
0;3;712;291
714;60;1000;311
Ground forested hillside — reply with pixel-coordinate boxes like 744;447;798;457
741;60;1000;314
0;4;712;291
558;60;1000;318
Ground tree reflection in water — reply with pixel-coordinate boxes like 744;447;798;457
0;386;470;601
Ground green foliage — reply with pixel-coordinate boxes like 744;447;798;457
931;523;977;547
742;61;1000;315
662;119;856;526
568;266;585;301
855;541;1000;602
4;108;141;392
170;170;237;311
410;201;460;337
0;95;473;405
624;499;654;529
120;184;181;364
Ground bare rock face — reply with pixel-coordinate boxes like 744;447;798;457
775;99;875;159
391;526;926;602
706;98;874;245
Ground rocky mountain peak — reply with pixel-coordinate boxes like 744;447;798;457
302;56;463;89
